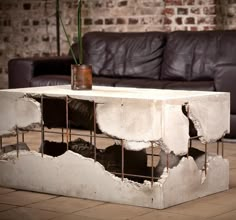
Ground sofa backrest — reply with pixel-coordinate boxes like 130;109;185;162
161;31;221;81
82;31;166;79
213;30;236;114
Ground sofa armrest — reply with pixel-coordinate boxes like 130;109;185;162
8;56;75;88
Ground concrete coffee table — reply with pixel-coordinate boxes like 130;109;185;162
0;85;230;209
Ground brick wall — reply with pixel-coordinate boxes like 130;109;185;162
0;0;236;89
163;0;217;31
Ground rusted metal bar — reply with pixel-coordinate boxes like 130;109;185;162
41;95;44;157
90;129;93;148
205;143;207;175
29;128;109;139
121;139;124;181
61;128;64;142
69;127;72;142
93;101;97;162
112;172;159;181
187;140;190;158
151;142;154;186
22;133;24;142
167;153;169;173
65;96;69;151
189;135;202;140
222;141;224;158
16;127;19;158
146;153;160;157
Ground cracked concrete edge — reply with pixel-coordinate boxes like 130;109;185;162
0;150;229;209
0;93;41;136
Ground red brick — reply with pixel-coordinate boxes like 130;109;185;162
117;18;126;25
203;6;216;15
198;16;216;25
118;1;128;7
165;0;183;6
163;8;175;16
185;17;195;24
183;0;195;5
197;17;206;24
94;19;103;25
190;26;198;31
177;8;188;15
105;18;114;25
190;7;200;14
204;26;216;30
197;0;216;5
176;17;183;25
128;18;139;25
164;17;172;25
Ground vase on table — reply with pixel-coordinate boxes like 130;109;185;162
71;64;92;90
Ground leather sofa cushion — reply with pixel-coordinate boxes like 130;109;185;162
161;31;218;81
93;76;119;86
83;31;166;79
215;30;236;65
114;78;169;89
215;64;236;114
164;81;215;91
30;75;70;87
114;79;214;91
214;31;236;114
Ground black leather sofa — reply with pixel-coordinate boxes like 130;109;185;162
8;30;236;138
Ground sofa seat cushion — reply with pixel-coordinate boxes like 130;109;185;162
114;78;170;89
83;31;166;79
164;81;215;91
30;75;70;87
93;76;120;86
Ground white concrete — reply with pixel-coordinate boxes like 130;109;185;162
0;150;229;209
0;93;41;136
0;85;230;155
0;85;230;208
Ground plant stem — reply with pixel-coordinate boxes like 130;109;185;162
59;14;78;65
78;0;83;64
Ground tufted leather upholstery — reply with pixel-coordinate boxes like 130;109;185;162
83;32;166;79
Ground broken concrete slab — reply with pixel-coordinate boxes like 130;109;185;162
0;85;230;208
0;150;229;209
0;92;41;136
